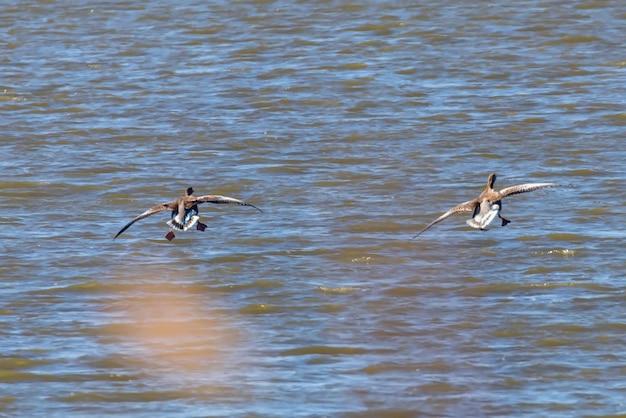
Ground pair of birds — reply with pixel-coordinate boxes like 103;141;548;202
113;173;558;241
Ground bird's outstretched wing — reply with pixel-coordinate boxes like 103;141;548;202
499;182;558;198
113;201;175;240
413;199;477;239
195;194;263;213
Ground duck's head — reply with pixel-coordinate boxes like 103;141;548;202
487;173;497;188
186;187;194;196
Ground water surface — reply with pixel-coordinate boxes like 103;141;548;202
1;1;625;416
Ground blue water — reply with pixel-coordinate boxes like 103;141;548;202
1;1;625;416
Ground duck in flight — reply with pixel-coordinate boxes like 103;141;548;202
114;187;262;241
413;173;558;238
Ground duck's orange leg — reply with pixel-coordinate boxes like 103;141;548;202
196;222;207;232
165;230;176;241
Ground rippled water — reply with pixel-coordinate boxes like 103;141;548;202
1;1;625;416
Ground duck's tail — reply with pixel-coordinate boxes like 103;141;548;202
167;215;200;231
466;203;500;230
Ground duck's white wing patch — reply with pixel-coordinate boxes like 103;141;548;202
466;201;500;230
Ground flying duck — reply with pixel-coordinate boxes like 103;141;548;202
114;187;262;241
413;173;558;238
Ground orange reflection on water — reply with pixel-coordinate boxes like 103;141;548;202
105;277;242;378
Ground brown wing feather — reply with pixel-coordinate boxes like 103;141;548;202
195;194;263;213
413;199;477;238
499;182;558;198
113;201;175;240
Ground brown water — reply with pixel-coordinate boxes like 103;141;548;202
1;1;625;417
